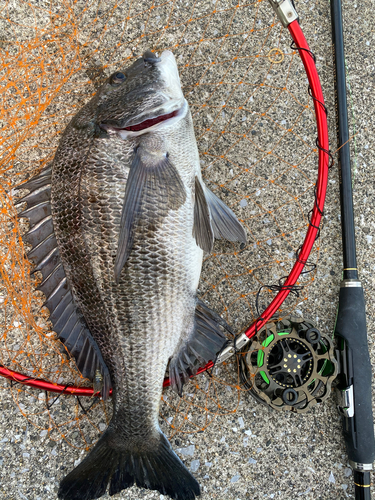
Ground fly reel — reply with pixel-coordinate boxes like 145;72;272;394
239;316;338;413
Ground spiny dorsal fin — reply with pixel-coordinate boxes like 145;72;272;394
15;165;112;399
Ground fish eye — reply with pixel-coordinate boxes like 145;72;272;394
110;72;126;85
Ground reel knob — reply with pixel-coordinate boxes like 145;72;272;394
305;327;321;345
282;388;299;406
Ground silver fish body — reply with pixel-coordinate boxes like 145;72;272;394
18;50;246;500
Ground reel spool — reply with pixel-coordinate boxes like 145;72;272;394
239;316;338;413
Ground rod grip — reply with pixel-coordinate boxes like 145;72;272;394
335;284;375;466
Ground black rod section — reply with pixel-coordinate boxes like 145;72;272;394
331;0;357;281
353;471;372;500
331;1;375;500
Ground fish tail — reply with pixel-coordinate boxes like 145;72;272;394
58;429;200;500
58;433;114;500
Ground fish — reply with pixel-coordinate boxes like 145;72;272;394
16;49;247;500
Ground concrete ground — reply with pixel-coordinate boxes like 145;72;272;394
1;0;374;499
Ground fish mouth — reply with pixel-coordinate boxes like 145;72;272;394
123;108;180;132
102;99;187;139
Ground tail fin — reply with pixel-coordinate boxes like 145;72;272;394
58;429;200;500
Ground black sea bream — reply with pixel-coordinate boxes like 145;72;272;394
17;50;246;500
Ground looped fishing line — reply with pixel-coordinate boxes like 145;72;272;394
291;42;334;172
45;384;74;411
255;281;303;318
290;41;317;63
76;395;98;415
308;84;328;115
315;137;335;169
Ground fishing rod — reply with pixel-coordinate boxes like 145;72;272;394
234;0;374;497
331;1;374;498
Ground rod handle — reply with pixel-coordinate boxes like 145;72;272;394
335;283;375;466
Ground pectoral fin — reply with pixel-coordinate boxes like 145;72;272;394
192;177;214;253
193;177;247;252
114;149;186;283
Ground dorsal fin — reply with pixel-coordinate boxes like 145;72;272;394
15;166;111;399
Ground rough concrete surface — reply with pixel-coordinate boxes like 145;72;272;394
0;0;374;499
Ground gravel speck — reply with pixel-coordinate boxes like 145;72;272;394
298;488;311;496
176;444;195;457
329;472;336;484
190;460;200;472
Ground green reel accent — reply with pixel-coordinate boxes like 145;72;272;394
257;334;274;367
240;316;338;413
258;333;275;384
259;371;270;384
257;350;264;367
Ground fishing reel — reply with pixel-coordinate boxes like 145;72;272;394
239;316;338;413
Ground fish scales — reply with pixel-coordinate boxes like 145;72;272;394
54;117;200;421
18;50;246;500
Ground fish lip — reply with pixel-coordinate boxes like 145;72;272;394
101;99;188;139
122;97;184;129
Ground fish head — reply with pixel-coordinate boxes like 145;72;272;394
97;50;188;139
